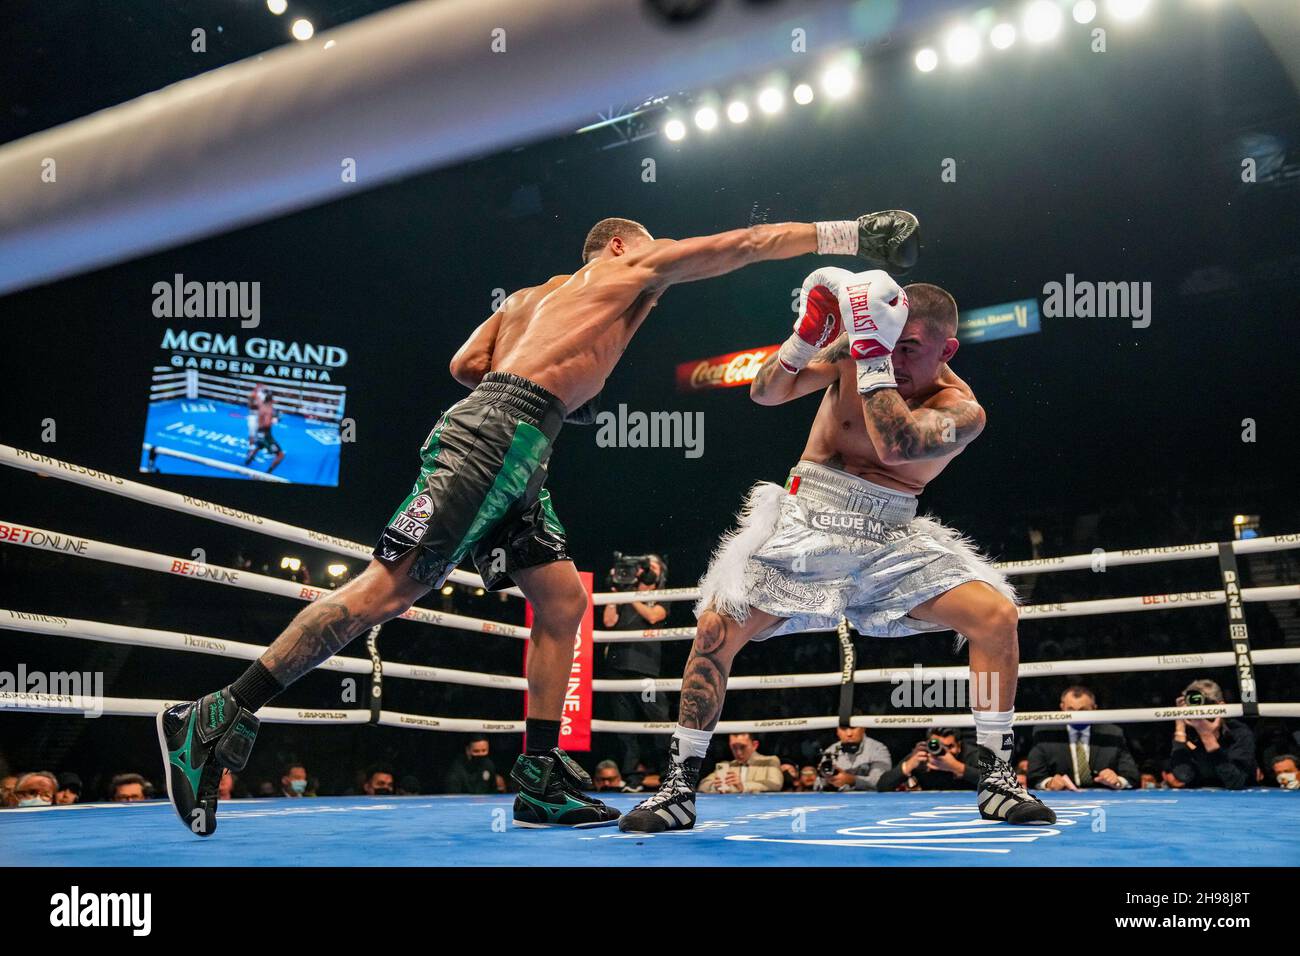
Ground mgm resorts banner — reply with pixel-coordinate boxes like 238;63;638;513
139;327;350;486
676;298;1041;394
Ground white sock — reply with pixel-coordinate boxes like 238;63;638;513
973;708;1015;763
671;725;712;763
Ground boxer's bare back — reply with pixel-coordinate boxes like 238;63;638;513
449;222;820;407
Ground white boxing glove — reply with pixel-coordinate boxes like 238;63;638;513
838;270;909;393
776;266;854;374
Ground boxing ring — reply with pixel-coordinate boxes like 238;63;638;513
3;0;1300;868
6;792;1297;867
2;443;1299;867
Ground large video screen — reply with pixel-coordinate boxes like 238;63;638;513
139;327;348;486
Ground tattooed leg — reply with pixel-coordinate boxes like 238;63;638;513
678;607;785;730
260;556;430;686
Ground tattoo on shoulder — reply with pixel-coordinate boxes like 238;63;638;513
862;392;984;461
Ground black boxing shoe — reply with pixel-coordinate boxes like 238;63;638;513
976;750;1057;825
618;757;701;833
856;209;919;273
510;749;621;828
156;688;259;837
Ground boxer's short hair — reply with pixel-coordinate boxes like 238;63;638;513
903;282;958;340
583;217;650;262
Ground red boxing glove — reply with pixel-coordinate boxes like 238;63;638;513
778;266;853;374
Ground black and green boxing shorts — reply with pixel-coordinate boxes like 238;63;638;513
251;427;282;455
374;372;571;590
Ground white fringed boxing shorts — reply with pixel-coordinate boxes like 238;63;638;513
695;461;1016;641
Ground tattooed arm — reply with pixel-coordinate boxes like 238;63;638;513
859;388;986;465
750;333;850;406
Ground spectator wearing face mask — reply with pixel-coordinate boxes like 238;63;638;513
444;737;503;795
1027;686;1139;791
362;766;396;796
814;724;890;791
1271;754;1300;791
13;771;58;808
1138;762;1164;790
279;763;314;798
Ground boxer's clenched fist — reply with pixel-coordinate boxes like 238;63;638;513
837;269;909;394
776;266;853;374
815;210;919;272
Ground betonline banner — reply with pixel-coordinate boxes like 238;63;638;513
524;571;594;751
139;328;349;486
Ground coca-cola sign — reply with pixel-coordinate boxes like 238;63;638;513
675;344;778;392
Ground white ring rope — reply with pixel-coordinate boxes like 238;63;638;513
4;689;1296;735
4;444;1299;734
595;535;1300;603
0;692;520;734
0;520;530;640
6;516;1296;645
7;444;1299;620
0;610;527;691
1;444;501;592
0;0;884;296
11;608;1294;697
593;702;1300;735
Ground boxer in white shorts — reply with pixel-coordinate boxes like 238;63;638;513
622;262;1055;831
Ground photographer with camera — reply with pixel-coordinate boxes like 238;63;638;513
877;727;980;792
599;553;671;780
1168;679;1256;790
814;723;890;791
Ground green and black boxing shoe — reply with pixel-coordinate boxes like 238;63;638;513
510;749;621;828
156;688;259;837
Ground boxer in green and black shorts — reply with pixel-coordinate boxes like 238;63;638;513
374;371;572;590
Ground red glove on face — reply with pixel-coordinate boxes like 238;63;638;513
778;266;853;373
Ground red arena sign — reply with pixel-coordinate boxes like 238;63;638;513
675;344;779;393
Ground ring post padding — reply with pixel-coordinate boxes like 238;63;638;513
835;617;855;728
366;624;384;725
1217;543;1259;717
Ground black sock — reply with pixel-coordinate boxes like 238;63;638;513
228;661;284;712
525;718;561;756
